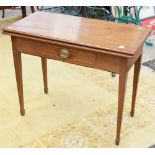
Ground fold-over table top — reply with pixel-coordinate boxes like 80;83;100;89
3;11;151;57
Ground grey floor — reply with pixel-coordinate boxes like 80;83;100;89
0;7;155;64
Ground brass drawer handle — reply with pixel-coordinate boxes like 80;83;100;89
59;49;70;58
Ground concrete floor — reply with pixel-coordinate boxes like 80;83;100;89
0;7;155;63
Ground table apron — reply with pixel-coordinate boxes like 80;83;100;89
14;37;138;74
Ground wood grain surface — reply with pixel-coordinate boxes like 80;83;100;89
3;11;151;57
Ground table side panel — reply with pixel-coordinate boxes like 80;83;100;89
96;53;126;74
16;38;37;55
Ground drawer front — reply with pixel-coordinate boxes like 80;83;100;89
36;43;96;66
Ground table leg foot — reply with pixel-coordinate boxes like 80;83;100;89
44;88;48;94
20;109;25;116
115;138;120;145
130;110;134;117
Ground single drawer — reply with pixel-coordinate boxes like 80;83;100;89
36;43;96;66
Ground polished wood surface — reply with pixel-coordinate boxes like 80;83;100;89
3;11;150;57
3;12;151;145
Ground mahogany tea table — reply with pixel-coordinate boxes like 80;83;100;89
2;11;151;145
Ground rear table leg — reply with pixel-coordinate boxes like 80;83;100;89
41;57;48;94
130;55;142;117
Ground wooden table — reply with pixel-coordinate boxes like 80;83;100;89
2;11;151;145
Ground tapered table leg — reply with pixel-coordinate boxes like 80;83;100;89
41;57;48;94
115;73;128;145
130;55;142;117
13;51;25;116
